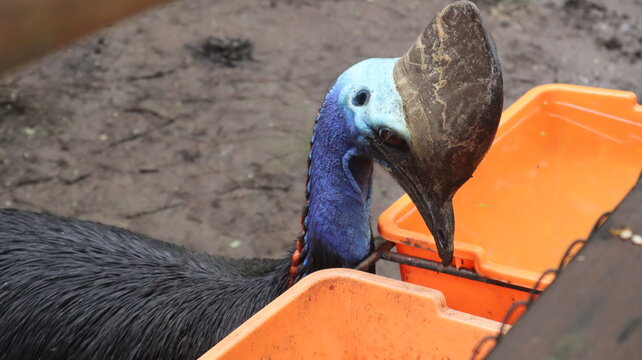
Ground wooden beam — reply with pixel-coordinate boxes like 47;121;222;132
487;173;642;359
0;0;172;74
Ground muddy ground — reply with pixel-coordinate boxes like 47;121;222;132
1;0;641;271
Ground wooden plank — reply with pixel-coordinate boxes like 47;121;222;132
487;172;642;359
0;0;172;74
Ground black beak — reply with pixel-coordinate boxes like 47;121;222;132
415;196;455;266
387;165;455;266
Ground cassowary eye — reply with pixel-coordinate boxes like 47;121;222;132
378;128;407;149
352;90;370;106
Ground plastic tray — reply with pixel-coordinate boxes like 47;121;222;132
199;269;502;360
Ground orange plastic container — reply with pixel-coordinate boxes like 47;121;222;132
378;84;642;323
199;269;502;360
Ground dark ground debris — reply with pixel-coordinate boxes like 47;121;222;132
190;37;254;67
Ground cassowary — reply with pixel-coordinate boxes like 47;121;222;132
0;2;502;359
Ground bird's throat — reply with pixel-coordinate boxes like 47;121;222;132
292;90;374;282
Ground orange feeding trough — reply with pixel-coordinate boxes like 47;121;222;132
378;84;642;323
199;269;502;360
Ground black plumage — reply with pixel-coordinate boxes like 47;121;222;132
0;209;293;360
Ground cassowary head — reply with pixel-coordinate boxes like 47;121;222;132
326;1;502;265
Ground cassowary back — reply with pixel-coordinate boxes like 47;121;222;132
0;209;288;360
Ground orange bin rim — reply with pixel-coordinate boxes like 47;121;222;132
199;269;503;360
378;84;642;288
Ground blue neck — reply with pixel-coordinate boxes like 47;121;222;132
299;88;373;275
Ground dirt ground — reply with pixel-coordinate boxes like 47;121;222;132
1;0;641;267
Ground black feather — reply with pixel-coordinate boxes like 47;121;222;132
0;209;290;360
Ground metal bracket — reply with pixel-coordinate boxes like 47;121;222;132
356;240;540;295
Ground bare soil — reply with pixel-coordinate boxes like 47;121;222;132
1;0;641;265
